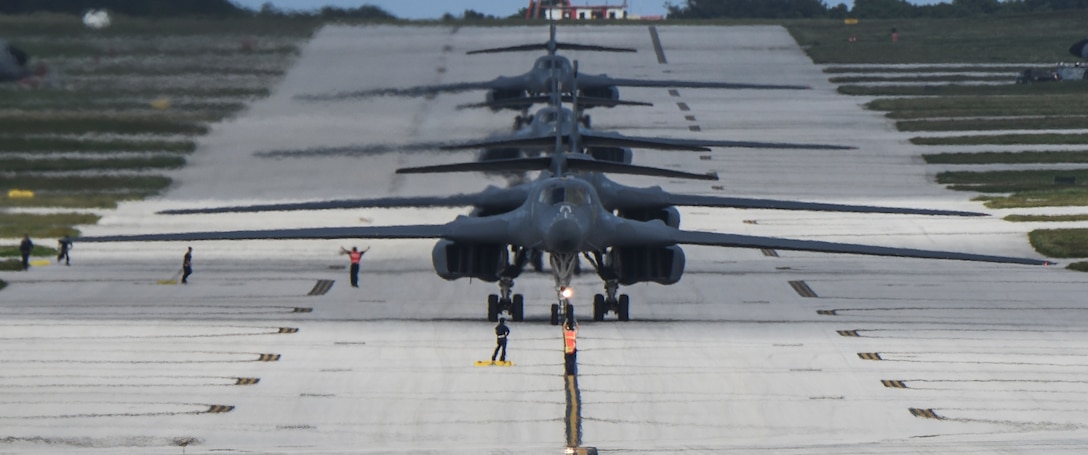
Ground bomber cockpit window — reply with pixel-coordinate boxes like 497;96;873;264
539;183;590;206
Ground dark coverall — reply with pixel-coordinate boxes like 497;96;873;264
57;236;72;265
19;235;33;270
182;247;193;284
492;320;510;361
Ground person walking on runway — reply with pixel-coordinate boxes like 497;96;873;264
492;318;510;362
181;246;193;284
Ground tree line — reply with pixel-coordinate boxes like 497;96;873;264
0;0;396;19
667;0;1088;19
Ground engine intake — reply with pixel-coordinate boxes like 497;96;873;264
432;240;507;282
609;245;685;286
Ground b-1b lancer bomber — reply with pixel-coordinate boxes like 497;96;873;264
297;25;811;111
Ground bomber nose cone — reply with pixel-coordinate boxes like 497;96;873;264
544;217;582;253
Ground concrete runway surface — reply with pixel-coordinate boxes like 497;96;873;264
2;25;1087;454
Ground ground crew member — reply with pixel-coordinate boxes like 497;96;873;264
563;320;578;375
181;246;193;284
19;234;33;271
492;317;510;362
339;246;369;288
56;235;72;266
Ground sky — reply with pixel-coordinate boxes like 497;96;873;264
230;1;948;20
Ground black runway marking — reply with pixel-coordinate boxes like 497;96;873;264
668;89;680;97
909;408;942;419
789;280;818;298
648;26;667;64
308;279;334;296
688;125;701;132
676;102;690;111
761;249;779;257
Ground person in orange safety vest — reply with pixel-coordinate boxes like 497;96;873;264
339;246;369;288
563;321;578;375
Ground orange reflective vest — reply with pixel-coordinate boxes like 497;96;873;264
348;251;363;264
563;328;577;354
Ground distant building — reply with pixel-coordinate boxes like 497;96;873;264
543;3;628;20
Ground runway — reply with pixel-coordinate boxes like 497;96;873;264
2;25;1086;454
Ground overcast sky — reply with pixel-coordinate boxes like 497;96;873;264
230;1;949;20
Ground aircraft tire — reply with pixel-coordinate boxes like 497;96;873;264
550;303;560;326
593;294;606;321
512;294;525;321
617;294;630;321
487;294;500;322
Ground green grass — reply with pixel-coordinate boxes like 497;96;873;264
1029;228;1088;258
973;188;1088;209
1066;261;1088;272
0;13;321;37
786;12;1088;64
0;175;171;193
912;133;1088;146
867;95;1088;118
839;81;1088;97
3;194;139;209
898;117;1088;132
0;116;208;136
0;244;60;258
824;65;1026;74
923;151;1088;164
0;261;21;272
829;75;1011;84
938;169;1088;188
0;137;196;153
0;156;185;172
0;213;99;238
1005;214;1088;222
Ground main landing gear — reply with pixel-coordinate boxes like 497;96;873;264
592;280;629;322
488;276;524;322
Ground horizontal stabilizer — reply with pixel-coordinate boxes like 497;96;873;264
467;42;636;55
397;156;718;181
441;133;710;152
457;95;652;110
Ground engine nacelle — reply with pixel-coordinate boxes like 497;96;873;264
486;88;530;112
617;206;680;228
587;146;632;164
609;245;685;286
578;86;620;107
432;240;507;282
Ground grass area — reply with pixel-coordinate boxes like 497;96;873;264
938;169;1088;189
0;244;60;258
867;95;1088;118
0;116;208;136
785;12;1088;64
938;170;1088;208
1028;228;1088;257
974;189;1088;209
824;65;1026;74
898;117;1088;132
0;13;321;37
0;213;99;238
829;75;1010;83
0;175;171;193
3;194;139;209
911;133;1088;146
1066;261;1088;272
0;156;185;172
0;137;196;153
1005;214;1088;222
838;81;1088;96
0;261;20;272
923;151;1088;164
